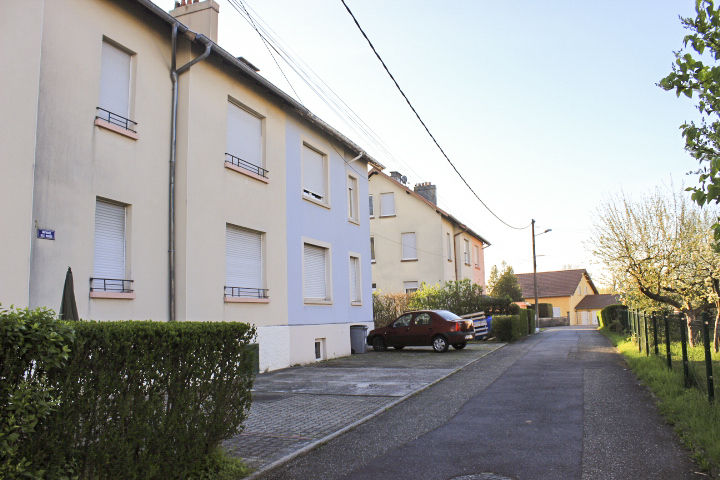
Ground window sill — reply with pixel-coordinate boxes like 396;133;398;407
465;262;471;266
371;260;376;264
90;291;136;300
95;118;138;140
379;214;396;218
303;195;331;209
370;215;375;219
304;299;333;305
348;218;360;226
447;259;453;262
351;301;363;306
225;297;270;303
225;162;269;183
401;258;418;262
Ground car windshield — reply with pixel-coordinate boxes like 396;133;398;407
434;310;461;321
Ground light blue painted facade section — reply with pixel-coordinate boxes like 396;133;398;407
285;114;373;326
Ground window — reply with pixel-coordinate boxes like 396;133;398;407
225;225;266;300
401;232;417;261
303;144;327;204
97;40;136;135
372;283;377;292
447;233;452;261
474;245;480;268
315;338;326;360
415;313;432;325
347;174;358;223
349;254;361;304
304;241;331;303
394;314;413;327
92;199;133;296
226;101;267;179
463;239;470;265
380;192;395;217
370;237;376;262
369;195;374;217
403;281;419;294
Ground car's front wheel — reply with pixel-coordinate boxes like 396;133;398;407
432;335;449;353
372;336;388;352
452;342;466;350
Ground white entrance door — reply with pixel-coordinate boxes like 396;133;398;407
581;311;589;325
591;311;598;325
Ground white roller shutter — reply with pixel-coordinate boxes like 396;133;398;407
404;281;419;293
304;244;327;299
93;200;126;290
227;102;262;167
226;226;263;291
380;192;395;216
99;41;131;118
401;232;416;260
350;256;359;302
303;145;325;201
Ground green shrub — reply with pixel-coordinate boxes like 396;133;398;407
39;320;256;480
492;315;528;342
599;304;627;332
373;292;413;328
519;308;533;335
539;303;554;318
0;306;76;479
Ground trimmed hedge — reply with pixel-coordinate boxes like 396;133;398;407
2;308;257;480
527;303;554;318
492;315;528;342
1;306;76;479
599;304;627;332
519;308;533;335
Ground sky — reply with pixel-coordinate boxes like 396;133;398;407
157;0;702;286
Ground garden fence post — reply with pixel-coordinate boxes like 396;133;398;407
680;314;690;389
701;312;715;404
664;312;671;369
652;313;659;355
644;311;650;356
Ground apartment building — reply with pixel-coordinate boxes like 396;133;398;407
0;0;382;371
368;169;490;294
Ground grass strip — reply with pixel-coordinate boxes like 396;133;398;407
600;327;720;479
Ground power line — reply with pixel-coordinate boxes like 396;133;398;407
340;0;530;231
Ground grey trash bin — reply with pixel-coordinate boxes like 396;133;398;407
350;325;368;354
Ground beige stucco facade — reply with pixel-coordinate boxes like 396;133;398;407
369;170;489;294
1;0;378;371
533;274;597;325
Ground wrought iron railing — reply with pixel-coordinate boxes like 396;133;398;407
224;286;269;299
225;153;269;178
90;278;134;293
96;107;137;133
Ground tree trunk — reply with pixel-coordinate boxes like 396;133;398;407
686;311;697;348
714;309;719;353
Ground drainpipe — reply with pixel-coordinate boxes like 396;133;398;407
346;152;363;164
169;23;212;321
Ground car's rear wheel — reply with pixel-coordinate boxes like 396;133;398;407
372;336;387;351
393;346;405;350
432;335;449;353
452;342;467;350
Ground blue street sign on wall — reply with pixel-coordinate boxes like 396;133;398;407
37;229;55;240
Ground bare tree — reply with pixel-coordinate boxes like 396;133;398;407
587;185;720;348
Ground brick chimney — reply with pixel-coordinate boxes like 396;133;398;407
171;0;220;44
414;182;437;205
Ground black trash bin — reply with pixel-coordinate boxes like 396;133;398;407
350;325;368;354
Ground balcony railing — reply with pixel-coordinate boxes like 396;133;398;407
96;107;137;133
225;153;269;179
90;278;134;293
224;286;269;299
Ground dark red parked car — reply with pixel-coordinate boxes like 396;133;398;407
366;310;475;353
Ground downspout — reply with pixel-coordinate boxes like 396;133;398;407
169;24;212;321
346;152;363;164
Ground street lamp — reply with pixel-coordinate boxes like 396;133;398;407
532;219;551;333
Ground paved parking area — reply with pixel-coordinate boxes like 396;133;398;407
223;342;503;473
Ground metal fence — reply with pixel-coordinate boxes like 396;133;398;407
627;309;717;404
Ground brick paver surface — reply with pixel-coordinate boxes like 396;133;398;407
223;342;503;472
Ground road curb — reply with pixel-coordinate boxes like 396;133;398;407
245;343;506;479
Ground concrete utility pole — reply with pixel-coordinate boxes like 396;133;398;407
532;219;551;333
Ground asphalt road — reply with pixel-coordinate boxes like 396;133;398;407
253;326;703;480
